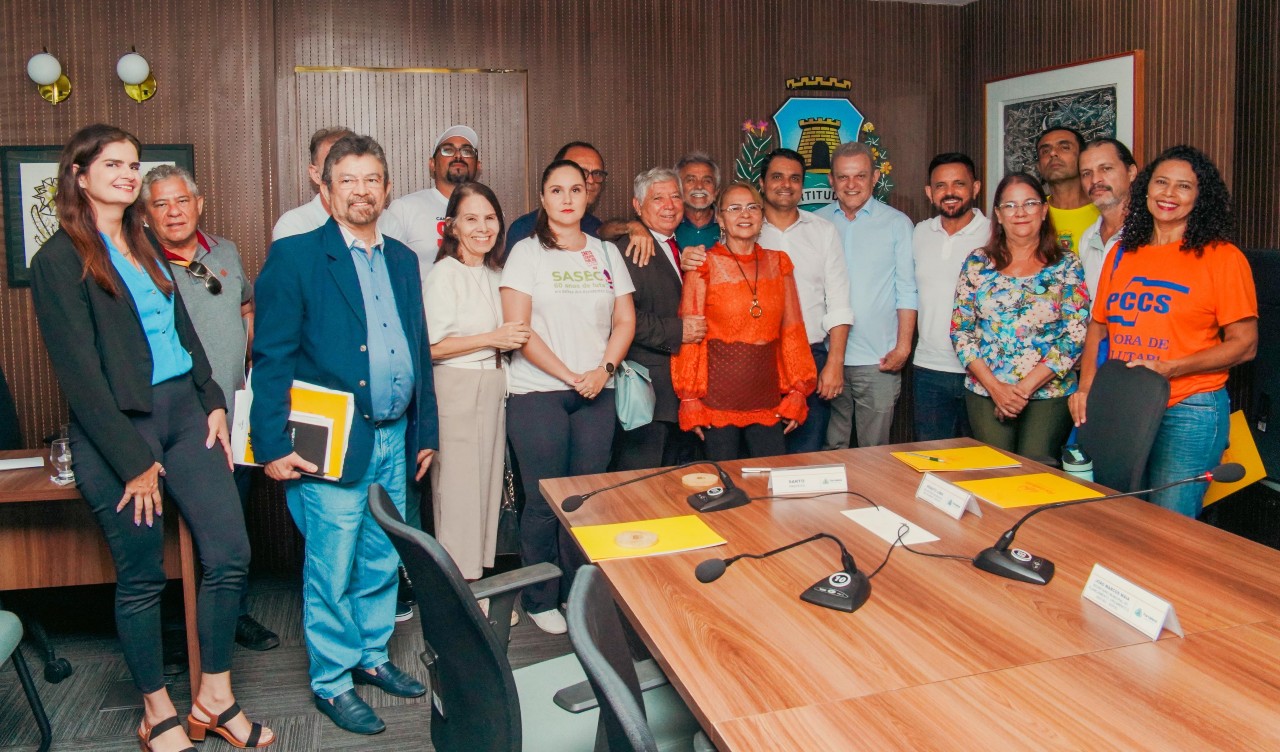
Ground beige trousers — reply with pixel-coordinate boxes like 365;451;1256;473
429;364;506;579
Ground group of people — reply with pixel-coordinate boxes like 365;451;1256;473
29;116;1257;747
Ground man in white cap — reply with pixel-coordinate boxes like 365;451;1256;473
382;124;481;289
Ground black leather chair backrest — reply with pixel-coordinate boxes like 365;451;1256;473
566;565;657;752
1078;359;1171;493
0;366;22;450
368;484;521;752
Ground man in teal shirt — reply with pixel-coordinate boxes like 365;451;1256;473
673;151;720;250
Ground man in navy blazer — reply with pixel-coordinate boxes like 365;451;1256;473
251;134;438;735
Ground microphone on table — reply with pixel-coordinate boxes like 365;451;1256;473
973;463;1245;586
559;460;749;514
694;532;871;613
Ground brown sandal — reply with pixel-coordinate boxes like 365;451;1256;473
138;716;196;752
186;700;274;748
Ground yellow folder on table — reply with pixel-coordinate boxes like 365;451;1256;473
891;445;1022;472
1203;411;1268;507
571;515;727;561
955;473;1103;509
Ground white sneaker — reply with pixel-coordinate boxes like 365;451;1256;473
528;608;567;635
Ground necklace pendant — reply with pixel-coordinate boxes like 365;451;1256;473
749;300;763;318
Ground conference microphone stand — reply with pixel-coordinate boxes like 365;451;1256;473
973;463;1245;585
559;460;749;514
695;532;871;612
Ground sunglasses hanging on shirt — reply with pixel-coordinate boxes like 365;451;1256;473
182;259;223;295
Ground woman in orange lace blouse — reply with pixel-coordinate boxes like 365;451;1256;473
671;182;816;460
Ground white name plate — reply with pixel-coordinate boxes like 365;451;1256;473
768;464;848;496
842;507;939;546
1082;564;1184;641
915;473;982;520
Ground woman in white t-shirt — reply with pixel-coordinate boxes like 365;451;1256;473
500;160;636;634
424;182;531;588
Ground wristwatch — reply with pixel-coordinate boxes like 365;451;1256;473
601;362;616;375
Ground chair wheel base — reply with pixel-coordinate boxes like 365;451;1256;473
43;657;73;683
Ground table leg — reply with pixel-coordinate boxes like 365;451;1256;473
179;517;201;697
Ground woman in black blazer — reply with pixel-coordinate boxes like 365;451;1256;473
30;125;273;751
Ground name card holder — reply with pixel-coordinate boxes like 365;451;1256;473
768;464;848;496
915;472;982;520
1082;564;1184;641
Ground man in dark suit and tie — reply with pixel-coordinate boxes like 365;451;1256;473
251;134;438;735
610;167;707;470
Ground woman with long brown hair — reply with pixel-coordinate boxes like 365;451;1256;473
950;172;1089;459
30;124;273;751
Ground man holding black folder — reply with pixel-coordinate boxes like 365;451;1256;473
251;134;439;736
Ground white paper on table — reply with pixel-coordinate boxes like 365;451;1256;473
0;456;44;471
842;507;940;546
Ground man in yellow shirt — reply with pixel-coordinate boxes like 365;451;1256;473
1036;126;1099;254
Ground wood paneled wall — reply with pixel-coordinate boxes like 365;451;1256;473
961;0;1239;186
1234;0;1280;248
274;0;966;224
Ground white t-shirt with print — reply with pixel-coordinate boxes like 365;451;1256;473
500;236;635;394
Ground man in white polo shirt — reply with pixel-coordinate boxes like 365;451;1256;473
272;126;354;241
382;124;481;290
912;153;990;441
1077;138;1139;297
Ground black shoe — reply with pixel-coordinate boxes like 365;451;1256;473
162;632;188;677
398;566;416;607
395;600;414;622
314;689;386;735
352;661;427;698
234;614;281;651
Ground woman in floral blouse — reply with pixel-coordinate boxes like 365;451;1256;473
951;172;1089;459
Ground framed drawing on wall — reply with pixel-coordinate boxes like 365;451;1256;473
984;51;1144;208
1;144;195;287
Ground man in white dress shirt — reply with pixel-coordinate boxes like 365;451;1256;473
381;125;481;291
757;148;854;454
1077;138;1139;297
911;153;990;441
272;126;354;241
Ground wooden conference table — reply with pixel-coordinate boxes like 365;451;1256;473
0;449;202;695
542;439;1280;751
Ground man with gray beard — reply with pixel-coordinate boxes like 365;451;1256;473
673;152;720;251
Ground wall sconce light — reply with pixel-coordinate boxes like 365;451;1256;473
27;50;71;105
117;48;156;103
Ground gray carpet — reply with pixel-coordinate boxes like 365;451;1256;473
0;576;573;751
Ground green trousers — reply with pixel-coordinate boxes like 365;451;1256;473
964;392;1074;463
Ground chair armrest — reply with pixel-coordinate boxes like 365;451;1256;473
553;658;668;713
469;563;561;601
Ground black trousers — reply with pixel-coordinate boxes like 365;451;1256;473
703;423;786;461
507;389;615;613
71;375;249;693
612;419;701;471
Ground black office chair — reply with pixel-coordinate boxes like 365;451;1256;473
1078;359;1171;492
1;610;52;752
566;565;715;752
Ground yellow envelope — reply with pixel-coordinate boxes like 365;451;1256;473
892;445;1022;472
1203;411;1267;507
956;472;1103;508
571;515;727;561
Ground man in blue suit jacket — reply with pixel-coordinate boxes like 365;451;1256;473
251;134;438;735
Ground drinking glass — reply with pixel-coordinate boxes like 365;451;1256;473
50;438;74;486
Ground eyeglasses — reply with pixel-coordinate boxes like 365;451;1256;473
995;199;1045;215
437;144;479;159
582;169;609;182
722;203;763;215
183;259;223;295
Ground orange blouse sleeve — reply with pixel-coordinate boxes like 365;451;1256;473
672;258;711;430
774;253;817;423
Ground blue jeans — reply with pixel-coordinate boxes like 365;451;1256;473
1147;388;1230;518
785;344;830;454
912;367;971;442
285;417;407;698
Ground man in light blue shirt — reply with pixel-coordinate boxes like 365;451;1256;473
814;142;917;448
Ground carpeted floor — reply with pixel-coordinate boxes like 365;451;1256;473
0;575;572;751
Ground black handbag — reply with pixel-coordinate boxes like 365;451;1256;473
495;446;522;556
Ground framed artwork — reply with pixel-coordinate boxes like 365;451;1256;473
984;52;1144;207
1;144;195;287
